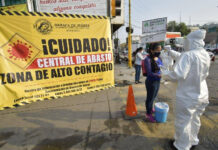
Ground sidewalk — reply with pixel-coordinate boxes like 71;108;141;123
0;63;217;150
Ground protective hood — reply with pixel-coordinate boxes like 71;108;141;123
164;45;171;51
186;29;206;51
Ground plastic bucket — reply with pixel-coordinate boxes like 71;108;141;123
155;102;169;123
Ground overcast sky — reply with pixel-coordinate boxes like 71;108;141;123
117;0;218;43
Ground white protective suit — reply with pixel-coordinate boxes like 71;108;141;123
163;30;211;150
160;45;174;71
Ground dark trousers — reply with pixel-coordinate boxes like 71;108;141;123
145;79;160;114
135;65;141;82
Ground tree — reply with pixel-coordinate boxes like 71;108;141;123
114;38;119;49
167;21;191;36
167;21;177;32
176;23;191;36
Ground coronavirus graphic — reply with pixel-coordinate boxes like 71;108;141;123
7;40;33;61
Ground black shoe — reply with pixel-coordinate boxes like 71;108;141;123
135;81;138;84
138;81;142;83
169;140;178;150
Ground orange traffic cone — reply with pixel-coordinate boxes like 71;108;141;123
125;85;137;117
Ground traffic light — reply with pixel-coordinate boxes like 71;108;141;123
126;27;133;33
111;0;116;17
111;0;121;17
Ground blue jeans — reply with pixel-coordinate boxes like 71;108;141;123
145;79;160;114
135;65;141;82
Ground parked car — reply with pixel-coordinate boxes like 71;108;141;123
212;49;218;54
207;51;215;62
119;50;128;62
205;46;217;54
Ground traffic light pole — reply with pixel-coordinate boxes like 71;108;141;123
128;0;132;68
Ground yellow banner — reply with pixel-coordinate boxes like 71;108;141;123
0;4;27;12
0;11;114;110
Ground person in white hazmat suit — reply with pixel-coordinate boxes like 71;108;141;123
162;29;210;150
160;45;174;71
160;45;175;84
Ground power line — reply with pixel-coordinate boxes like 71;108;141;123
124;0;147;24
132;0;148;13
131;2;146;16
124;22;141;29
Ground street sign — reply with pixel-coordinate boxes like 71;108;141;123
35;0;107;16
142;17;167;34
141;32;166;43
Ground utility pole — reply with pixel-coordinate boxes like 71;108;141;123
27;0;35;12
189;16;191;26
128;0;132;68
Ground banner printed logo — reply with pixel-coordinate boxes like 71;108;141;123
34;19;53;35
0;34;41;69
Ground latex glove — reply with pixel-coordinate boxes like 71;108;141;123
160;66;167;72
161;69;178;81
161;70;172;81
161;69;171;76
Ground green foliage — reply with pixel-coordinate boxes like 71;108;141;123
167;21;177;32
176;23;191;36
167;21;191;36
201;23;218;33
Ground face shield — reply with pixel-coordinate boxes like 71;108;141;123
183;38;190;51
164;45;171;51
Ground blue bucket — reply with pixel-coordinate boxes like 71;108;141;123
155;102;169;123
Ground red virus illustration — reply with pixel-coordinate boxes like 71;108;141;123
7;40;33;61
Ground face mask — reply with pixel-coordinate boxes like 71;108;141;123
154;52;160;57
183;38;190;51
